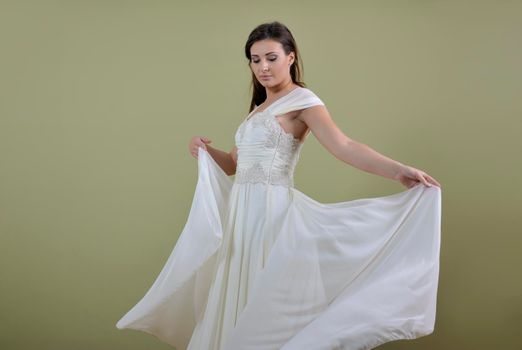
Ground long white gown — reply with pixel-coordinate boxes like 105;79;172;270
115;87;442;350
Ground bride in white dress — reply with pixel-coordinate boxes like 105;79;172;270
116;21;442;350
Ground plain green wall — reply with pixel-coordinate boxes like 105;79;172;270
1;1;520;349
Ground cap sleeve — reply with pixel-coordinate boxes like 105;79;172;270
274;87;325;115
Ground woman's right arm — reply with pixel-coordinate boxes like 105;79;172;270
188;136;237;176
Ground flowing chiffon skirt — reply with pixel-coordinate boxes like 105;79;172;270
116;147;442;350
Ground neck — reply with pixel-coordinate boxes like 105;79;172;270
265;80;295;99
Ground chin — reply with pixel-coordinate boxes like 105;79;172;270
260;81;275;87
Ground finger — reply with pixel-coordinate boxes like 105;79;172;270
415;171;429;185
423;173;440;187
421;175;432;187
426;177;437;187
428;175;441;187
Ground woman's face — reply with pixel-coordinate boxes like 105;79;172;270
249;39;294;88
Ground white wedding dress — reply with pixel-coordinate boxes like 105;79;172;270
116;87;442;350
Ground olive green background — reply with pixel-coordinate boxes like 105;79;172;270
1;0;520;349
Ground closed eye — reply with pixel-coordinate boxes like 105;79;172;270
252;57;277;63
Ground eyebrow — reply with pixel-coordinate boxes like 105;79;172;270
251;52;278;57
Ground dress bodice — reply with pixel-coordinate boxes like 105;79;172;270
234;87;325;187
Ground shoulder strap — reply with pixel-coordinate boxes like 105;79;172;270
272;88;325;115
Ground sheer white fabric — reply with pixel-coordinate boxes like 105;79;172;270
116;87;442;350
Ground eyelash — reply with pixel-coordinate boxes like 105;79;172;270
252;57;277;64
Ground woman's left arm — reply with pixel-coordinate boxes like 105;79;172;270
299;105;441;189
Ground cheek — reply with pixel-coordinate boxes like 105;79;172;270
273;60;287;72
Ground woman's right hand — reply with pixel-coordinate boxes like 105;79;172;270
188;136;212;159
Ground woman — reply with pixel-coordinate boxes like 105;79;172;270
116;21;442;350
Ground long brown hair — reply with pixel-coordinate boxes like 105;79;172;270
244;21;306;113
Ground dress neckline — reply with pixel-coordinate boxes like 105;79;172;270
246;86;303;120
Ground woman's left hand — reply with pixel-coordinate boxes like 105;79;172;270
395;165;442;189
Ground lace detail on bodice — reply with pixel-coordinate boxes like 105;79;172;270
234;111;303;188
233;87;324;188
235;160;295;187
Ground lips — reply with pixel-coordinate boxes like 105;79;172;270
260;75;271;79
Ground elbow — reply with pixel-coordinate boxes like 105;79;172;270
226;162;237;176
224;151;237;176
